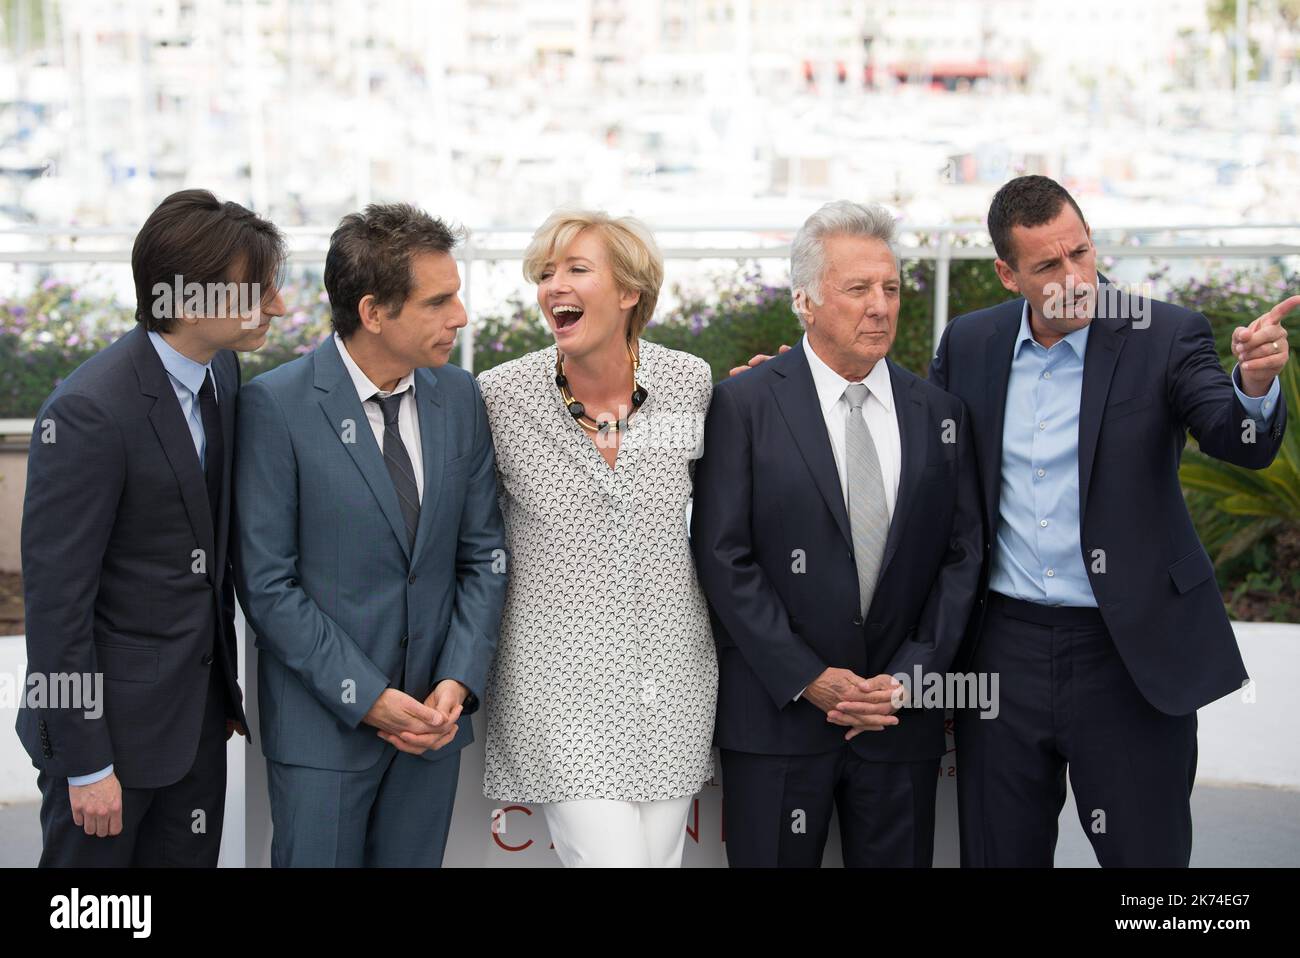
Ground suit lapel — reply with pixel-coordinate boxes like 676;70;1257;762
129;326;217;584
1078;284;1128;513
213;351;238;584
411;367;444;558
314;336;413;562
770;344;853;548
980;301;1022;527
878;361;926;577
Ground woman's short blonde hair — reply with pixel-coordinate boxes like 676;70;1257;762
522;209;664;342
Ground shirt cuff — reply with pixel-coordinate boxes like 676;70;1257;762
794;686;807;702
68;764;114;787
1232;364;1281;425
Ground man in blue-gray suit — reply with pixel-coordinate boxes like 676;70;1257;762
234;204;507;867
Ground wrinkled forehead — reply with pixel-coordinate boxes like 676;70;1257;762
407;249;462;295
822;234;899;281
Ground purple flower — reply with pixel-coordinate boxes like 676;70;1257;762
41;277;60;291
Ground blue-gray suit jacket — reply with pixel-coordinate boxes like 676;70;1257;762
233;335;507;771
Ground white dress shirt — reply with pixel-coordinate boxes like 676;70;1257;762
802;335;901;518
335;333;424;501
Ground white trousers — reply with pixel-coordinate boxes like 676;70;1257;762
540;796;694;867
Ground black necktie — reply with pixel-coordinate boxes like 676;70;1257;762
198;370;223;526
371;392;420;550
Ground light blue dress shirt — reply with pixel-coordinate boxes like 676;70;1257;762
68;332;217;788
989;303;1279;608
147;330;217;470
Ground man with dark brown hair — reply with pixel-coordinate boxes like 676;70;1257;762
933;174;1293;866
234;203;506;867
17;188;286;866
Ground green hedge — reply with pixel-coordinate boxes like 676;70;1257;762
8;259;1289;411
469;258;1010;381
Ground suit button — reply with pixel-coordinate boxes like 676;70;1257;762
408;574;417;584
201;653;214;666
400;635;409;648
852;615;864;626
42;747;52;758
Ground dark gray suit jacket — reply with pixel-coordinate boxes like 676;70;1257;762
691;345;984;760
17;324;245;788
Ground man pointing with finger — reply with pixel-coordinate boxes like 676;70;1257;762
929;175;1291;867
234;205;506;867
691;201;983;867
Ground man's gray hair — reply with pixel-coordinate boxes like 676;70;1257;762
790;200;897;319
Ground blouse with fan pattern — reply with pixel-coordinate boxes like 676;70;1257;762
478;340;718;803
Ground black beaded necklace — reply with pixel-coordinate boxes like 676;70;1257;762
555;342;649;434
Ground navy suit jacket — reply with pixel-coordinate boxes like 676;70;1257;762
691;345;983;761
233;335;506;771
929;285;1287;715
17;325;246;787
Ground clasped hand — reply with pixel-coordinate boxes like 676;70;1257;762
363;679;467;755
803;667;906;741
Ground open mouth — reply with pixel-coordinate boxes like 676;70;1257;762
551;303;584;331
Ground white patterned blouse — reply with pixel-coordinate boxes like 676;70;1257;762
478;340;718;804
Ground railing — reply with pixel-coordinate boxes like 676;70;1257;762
2;224;1298;373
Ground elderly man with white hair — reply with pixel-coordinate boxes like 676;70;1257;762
690;200;984;867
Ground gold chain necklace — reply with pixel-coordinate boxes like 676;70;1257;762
554;342;648;433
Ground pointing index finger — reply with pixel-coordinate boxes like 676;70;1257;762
1264;294;1300;326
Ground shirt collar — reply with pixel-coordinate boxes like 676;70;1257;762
802;334;893;416
335;333;416;403
147;330;214;399
1015;300;1091;360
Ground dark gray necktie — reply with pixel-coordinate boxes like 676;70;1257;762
371;392;420;550
844;383;888;616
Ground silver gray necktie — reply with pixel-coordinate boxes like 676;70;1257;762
843;383;888;616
